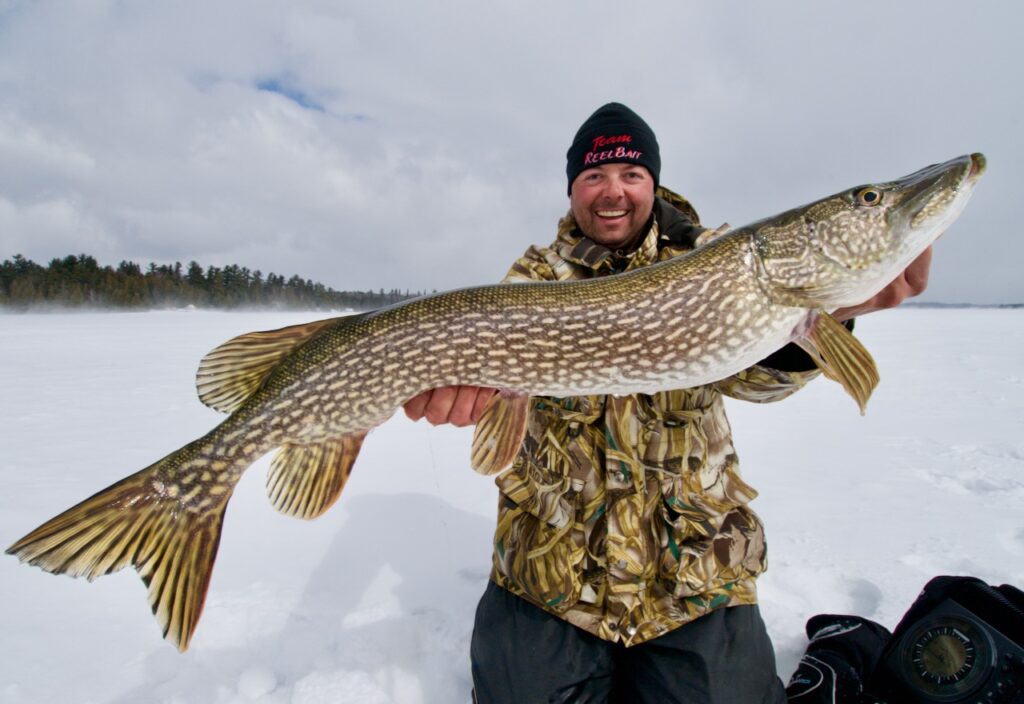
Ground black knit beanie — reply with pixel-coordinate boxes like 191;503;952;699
565;102;661;194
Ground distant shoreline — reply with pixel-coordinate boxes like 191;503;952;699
2;301;1021;314
901;302;1024;309
0;304;362;314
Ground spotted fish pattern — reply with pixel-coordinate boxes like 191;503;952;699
6;154;985;651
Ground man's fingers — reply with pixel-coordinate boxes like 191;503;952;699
448;386;484;427
404;386;501;426
471;387;498;423
904;246;932;296
403;389;433;421
424;386;459;425
833;246;934;321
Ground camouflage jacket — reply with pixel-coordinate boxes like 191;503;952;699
489;187;821;646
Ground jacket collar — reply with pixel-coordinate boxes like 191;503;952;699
553;194;698;274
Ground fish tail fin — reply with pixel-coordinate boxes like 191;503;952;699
6;450;229;652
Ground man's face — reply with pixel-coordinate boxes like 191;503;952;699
569;163;655;249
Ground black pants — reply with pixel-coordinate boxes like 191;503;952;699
471;581;787;704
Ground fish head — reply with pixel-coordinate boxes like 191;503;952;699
753;153;985;309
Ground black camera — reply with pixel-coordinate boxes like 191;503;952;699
870;576;1024;703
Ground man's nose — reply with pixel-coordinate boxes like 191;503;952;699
601;176;625;199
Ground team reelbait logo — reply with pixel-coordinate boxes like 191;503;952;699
583;134;643;165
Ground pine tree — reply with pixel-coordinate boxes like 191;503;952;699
1;254;422;311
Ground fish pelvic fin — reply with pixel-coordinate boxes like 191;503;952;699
471;390;529;475
796;311;880;414
5;454;230;652
196;317;341;413
267;432;367;519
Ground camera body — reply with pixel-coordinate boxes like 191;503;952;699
870;577;1024;703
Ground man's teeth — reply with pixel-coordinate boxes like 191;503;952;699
597;210;627;217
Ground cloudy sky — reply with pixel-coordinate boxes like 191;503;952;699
0;1;1020;303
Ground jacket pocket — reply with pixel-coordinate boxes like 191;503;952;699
491;500;583;613
635;392;711;474
495;396;601;528
646;416;765;597
490;396;599;611
656;493;766;598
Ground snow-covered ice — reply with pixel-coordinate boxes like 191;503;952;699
1;308;1021;703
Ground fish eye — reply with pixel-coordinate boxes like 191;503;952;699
855;187;883;206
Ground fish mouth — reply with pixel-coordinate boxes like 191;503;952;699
894;153;984;232
968;152;987;182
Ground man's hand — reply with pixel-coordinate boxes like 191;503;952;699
833;246;932;322
403;385;498;427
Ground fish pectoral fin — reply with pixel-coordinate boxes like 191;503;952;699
471;389;529;476
796;311;880;415
196;316;344;413
5;453;230;652
267;432;367;520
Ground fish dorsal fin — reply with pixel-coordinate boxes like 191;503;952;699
695;222;731;247
196;318;339;413
471;390;529;475
267;432;367;519
796;311;880;415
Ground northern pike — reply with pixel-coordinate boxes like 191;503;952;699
7;153;986;651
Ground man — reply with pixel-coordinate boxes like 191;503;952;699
404;103;931;703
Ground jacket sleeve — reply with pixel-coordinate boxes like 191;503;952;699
711;362;820;404
713;320;865;402
712;323;864;405
714;320;859;403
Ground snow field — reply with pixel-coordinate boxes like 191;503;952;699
1;308;1021;703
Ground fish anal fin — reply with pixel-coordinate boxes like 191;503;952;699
471;389;529;475
196;317;341;414
5;458;230;652
796;311;880;414
267;432;367;520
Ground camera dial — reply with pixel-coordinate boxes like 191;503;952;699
899;615;995;700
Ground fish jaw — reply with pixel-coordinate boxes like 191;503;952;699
884;152;984;268
894;152;986;231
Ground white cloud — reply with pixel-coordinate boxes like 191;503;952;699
0;0;1020;302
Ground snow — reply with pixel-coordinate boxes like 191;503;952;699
1;308;1021;703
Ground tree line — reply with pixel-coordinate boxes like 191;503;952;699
0;254;422;311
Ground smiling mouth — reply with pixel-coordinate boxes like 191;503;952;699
596;210;628;218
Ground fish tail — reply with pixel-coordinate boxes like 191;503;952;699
6;448;229;652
